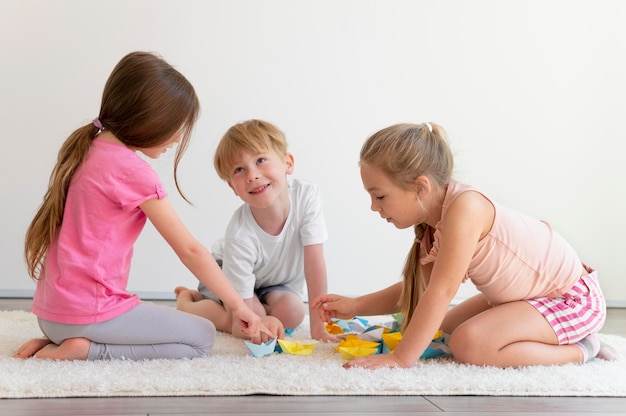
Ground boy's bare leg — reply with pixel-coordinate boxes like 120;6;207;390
263;290;306;329
175;287;283;340
174;286;203;302
175;286;231;332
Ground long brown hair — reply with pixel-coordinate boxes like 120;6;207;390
24;51;200;280
360;122;453;332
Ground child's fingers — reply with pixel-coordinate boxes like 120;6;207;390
310;297;327;309
311;294;338;309
320;302;339;321
261;327;274;339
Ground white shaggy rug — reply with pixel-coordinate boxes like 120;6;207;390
1;310;625;398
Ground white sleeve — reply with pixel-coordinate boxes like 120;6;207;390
297;181;328;246
221;237;258;299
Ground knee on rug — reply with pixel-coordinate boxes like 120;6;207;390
446;328;489;365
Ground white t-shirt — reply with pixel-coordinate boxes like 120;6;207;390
202;178;328;300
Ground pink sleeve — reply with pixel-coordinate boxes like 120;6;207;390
115;165;168;211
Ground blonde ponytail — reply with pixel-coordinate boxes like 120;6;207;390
399;223;427;332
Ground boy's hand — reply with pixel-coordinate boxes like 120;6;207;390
311;294;357;324
239;317;274;344
260;315;285;340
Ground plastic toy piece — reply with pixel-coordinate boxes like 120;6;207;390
325;322;345;335
381;332;403;354
346;317;368;332
338;346;380;360
337;335;380;349
325;317;390;339
277;339;316;356
244;337;277;357
382;330;451;359
336;335;381;359
359;326;385;342
421;331;451;359
327;315;450;360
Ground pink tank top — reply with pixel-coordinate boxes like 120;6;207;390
420;182;582;305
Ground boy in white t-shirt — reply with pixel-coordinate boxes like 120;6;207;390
176;119;338;342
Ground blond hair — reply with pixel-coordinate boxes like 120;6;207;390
24;51;200;280
214;119;288;180
360;122;453;332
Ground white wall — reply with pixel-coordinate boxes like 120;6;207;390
1;0;625;306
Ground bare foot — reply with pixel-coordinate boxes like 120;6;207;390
175;286;203;302
34;337;90;361
14;337;53;359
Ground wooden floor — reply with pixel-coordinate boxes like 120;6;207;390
1;298;625;415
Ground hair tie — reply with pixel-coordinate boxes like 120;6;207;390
424;122;432;133
92;118;104;130
414;237;421;244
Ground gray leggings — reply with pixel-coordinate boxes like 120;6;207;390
37;302;216;360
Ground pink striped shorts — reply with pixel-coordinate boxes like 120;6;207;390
526;265;606;345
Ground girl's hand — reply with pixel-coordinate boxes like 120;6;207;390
343;353;407;370
235;309;274;344
311;294;357;324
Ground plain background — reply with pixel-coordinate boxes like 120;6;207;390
1;0;625;306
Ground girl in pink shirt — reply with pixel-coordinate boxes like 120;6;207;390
15;52;276;361
313;122;610;369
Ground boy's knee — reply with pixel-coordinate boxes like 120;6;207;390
264;291;305;329
272;300;305;329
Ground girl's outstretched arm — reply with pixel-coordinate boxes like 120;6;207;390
312;281;403;324
140;197;274;344
345;191;494;369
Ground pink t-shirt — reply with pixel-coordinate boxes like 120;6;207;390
420;182;582;305
32;138;167;324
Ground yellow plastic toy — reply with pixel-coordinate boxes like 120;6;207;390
336;335;381;360
277;339;316;356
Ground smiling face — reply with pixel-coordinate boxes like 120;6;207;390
226;149;294;209
360;163;425;229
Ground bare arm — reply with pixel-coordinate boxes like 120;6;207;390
303;244;338;341
347;191;494;368
140;197;272;343
353;282;403;316
228;297;285;340
311;281;403;323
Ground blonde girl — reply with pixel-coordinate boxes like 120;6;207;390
313;122;607;369
15;52;273;361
